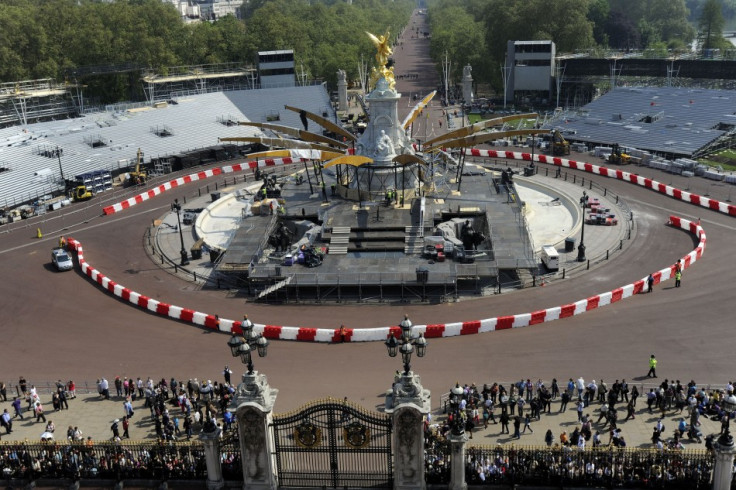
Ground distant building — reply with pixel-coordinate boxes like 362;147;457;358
163;0;240;22
197;0;241;21
258;50;296;89
504;40;555;106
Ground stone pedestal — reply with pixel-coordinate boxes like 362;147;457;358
353;77;417;193
448;432;468;490
462;65;473;104
200;426;224;490
231;371;279;490
712;432;736;490
385;372;431;490
337;69;348;112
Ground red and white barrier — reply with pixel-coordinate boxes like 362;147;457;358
465;148;736;217
65;216;705;342
102;157;304;215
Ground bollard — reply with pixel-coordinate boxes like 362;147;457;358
206;185;210;193
620;240;623;250
628;229;631;240
545;168;549;177
606;250;609;260
604;188;607;196
174;264;178;273
161;255;164;264
589;180;593;190
562;269;566;279
581;177;584;186
198;188;201;197
564;172;568;181
217;278;220;289
573;175;576;184
215;182;218;190
193;271;197;281
587;260;590;270
616;195;619;204
183;196;186;204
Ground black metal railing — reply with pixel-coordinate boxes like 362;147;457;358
0;439;206;483
219;429;242;481
464;445;714;488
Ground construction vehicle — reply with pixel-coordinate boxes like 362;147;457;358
551;130;570;156
124;148;147;187
65;180;94;202
607;143;631;165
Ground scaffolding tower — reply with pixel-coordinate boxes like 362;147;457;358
141;63;257;104
0;79;81;128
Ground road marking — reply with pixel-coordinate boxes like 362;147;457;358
633;200;736;232
0;205;169;256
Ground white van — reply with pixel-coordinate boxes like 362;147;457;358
541;245;559;271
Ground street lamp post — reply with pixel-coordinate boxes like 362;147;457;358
577;191;587;262
171;198;189;266
227;315;269;375
385;314;427;375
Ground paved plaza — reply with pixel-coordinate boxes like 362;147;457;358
1;9;735;459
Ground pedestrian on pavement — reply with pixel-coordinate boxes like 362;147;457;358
500;411;510;434
544;429;553;446
34;402;46;423
560;391;570;412
522;414;533;434
11;397;23;419
647;354;658;378
111;419;120;439
513;415;521;438
625;400;636;421
576;400;585;422
647;274;654;292
1;409;12;434
122;416;130;438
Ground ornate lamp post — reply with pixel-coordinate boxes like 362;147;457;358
385;314;427;374
227;315;269;375
577;191;587;262
227;316;279;490
383;314;431;490
171;198;189;266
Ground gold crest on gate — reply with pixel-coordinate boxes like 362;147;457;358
343;422;371;449
294;422;322;448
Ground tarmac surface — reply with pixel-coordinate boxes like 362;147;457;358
1;9;735;449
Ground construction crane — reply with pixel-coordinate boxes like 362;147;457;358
551;130;570;156
124;148;147;187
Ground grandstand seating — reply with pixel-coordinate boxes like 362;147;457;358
0;84;332;208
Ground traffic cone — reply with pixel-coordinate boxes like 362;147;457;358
540;277;545;287
37;227;43;239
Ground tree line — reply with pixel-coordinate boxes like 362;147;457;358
0;0;414;102
428;0;734;93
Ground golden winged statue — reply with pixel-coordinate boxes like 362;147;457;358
366;30;395;91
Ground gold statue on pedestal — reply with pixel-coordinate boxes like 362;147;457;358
366;31;395;91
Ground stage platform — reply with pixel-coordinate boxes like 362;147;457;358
217;161;537;302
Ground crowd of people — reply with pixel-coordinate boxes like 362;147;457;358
1;369;243;443
424;375;735;485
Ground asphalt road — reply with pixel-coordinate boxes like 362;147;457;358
1;10;735;417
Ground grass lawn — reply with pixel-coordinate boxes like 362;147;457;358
700;148;736;172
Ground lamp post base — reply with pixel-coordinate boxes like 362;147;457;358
180;250;190;266
576;243;586;262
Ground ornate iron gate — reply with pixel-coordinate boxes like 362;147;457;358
271;398;393;488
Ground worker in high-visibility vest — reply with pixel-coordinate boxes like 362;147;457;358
647;355;657;378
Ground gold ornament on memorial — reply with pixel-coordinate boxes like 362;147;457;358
366;31;395;91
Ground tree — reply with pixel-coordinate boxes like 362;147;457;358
698;0;726;51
